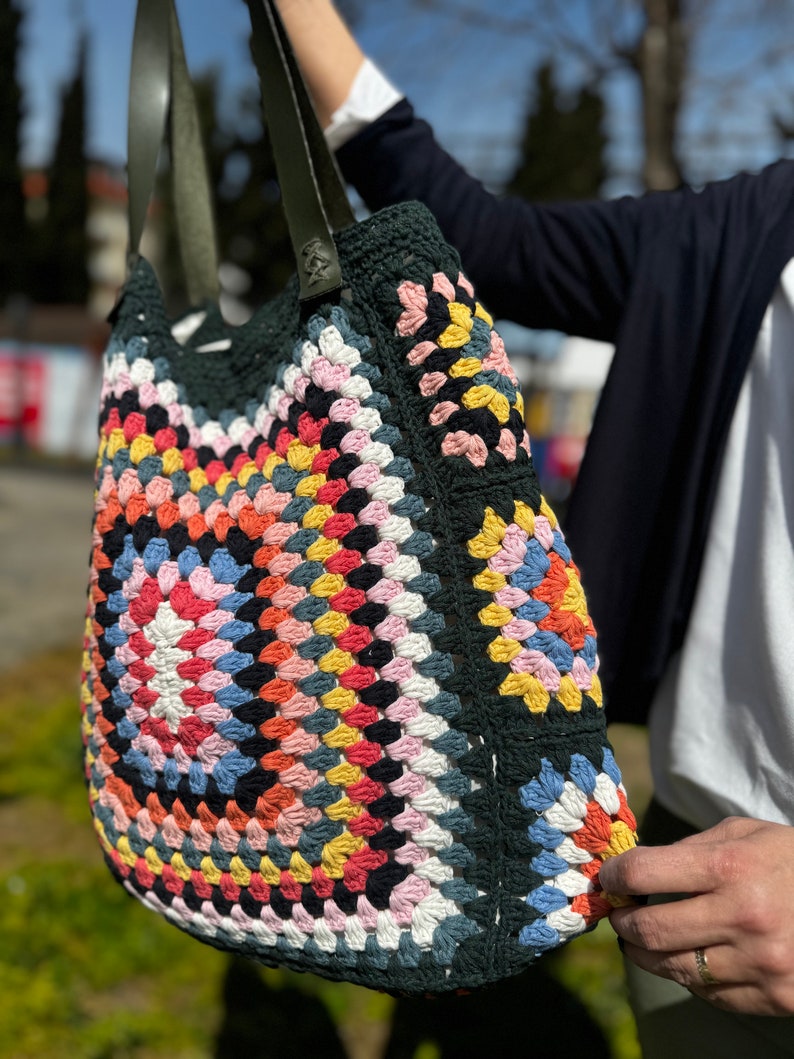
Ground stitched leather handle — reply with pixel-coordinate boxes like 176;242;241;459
127;0;220;304
127;0;355;308
244;0;355;303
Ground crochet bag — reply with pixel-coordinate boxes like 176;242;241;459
81;0;636;996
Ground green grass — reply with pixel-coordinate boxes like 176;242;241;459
0;648;641;1058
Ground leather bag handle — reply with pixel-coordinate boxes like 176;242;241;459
245;0;355;302
127;0;220;304
126;0;355;308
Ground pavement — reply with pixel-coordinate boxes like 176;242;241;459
0;460;96;672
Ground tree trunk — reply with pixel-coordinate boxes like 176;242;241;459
637;0;688;189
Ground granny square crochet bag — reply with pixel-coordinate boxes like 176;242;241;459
80;0;637;995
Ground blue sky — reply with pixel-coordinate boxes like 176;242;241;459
16;0;794;195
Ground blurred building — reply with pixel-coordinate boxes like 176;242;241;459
0;160;135;460
0;300;107;459
84;162;130;318
499;322;614;511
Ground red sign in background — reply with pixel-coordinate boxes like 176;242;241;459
0;349;45;448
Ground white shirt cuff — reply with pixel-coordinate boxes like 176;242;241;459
324;57;403;152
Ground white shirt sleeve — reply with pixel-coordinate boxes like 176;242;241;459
324;58;403;152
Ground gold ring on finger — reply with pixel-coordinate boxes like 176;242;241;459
694;947;719;987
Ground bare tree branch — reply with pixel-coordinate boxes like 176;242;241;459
388;0;794;188
407;0;628;77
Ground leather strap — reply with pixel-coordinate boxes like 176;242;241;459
127;0;219;303
127;0;355;309
245;0;355;303
126;0;169;274
254;0;354;236
168;4;221;304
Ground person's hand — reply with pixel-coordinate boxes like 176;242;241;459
598;816;794;1015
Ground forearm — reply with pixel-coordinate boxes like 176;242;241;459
274;0;364;127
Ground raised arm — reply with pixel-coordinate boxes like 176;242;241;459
274;0;364;126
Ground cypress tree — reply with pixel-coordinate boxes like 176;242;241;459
36;32;89;304
563;83;608;200
506;62;607;202
0;0;27;302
